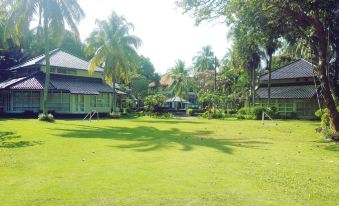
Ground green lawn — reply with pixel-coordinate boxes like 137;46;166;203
0;117;338;206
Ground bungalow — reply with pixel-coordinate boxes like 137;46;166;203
255;59;325;119
148;73;198;109
166;96;191;110
0;49;126;115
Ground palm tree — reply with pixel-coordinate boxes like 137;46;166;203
168;59;191;100
192;45;215;72
86;12;141;113
6;0;84;115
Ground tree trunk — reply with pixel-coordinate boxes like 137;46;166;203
214;56;217;91
318;34;339;133
267;54;272;106
252;66;256;107
112;80;117;113
42;2;50;115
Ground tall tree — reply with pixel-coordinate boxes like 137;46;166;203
177;0;339;133
7;0;85;115
86;11;141;113
192;45;215;72
138;56;159;83
167;59;191;99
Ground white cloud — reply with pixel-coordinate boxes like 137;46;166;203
78;0;231;74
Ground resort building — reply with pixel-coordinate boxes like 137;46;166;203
255;59;326;119
0;49;126;115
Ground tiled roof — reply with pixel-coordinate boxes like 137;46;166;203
10;49;104;72
256;85;318;99
0;76;27;89
0;73;126;95
10;74;53;90
166;96;190;103
260;59;315;81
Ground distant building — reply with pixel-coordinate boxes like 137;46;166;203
256;59;325;119
165;96;191;110
149;73;198;109
0;49;126;115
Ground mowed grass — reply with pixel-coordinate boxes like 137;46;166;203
0;117;338;206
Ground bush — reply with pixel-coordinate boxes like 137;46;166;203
201;109;225;119
144;94;167;113
236;107;255;120
314;108;323;120
315;107;339;140
225;109;237;115
151;112;174;119
109;112;121;119
38;113;55;122
138;111;145;117
236;106;276;120
186;108;193;116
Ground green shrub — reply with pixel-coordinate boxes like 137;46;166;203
186;109;193;116
144;94;167;112
38;113;55;122
138;111;145;117
109;112;121;119
315;108;324;120
315;107;339;139
236;107;255;120
225;109;237;115
151;112;174;119
201;109;225;119
236;106;274;120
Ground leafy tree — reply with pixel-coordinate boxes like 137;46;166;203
198;91;227;109
271;55;297;69
138;56;160;83
86;11;142;113
192;45;216;72
177;0;339;133
7;0;85;115
25;29;86;59
129;73;149;107
144;94;167;113
167;59;192;99
193;70;214;93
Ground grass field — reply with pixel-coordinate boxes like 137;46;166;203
0;117;338;206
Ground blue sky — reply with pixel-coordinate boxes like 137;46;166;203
78;0;231;74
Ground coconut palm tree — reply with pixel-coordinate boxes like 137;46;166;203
86;11;142;113
168;59;191;99
192;45;215;72
6;0;84;115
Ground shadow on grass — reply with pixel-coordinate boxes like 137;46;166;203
314;139;339;152
134;120;204;124
53;126;269;154
324;143;339;151
0;131;42;149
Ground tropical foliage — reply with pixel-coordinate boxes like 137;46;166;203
86;11;141;112
6;0;85;115
167;59;192;99
177;0;339;134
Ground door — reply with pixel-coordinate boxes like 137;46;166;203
74;94;84;113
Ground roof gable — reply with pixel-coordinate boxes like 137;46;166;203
260;59;315;81
10;49;104;72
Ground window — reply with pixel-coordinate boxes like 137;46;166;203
13;91;40;112
46;91;70;112
277;99;294;113
90;93;109;107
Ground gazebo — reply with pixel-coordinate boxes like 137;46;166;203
166;97;191;110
